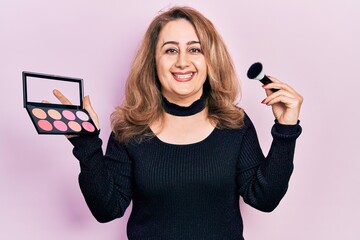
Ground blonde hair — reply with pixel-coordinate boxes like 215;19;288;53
111;6;244;143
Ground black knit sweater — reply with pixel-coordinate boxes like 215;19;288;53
69;113;301;239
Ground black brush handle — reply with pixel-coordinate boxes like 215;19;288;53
260;75;278;92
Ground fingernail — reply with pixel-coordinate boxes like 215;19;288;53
262;84;268;88
261;98;266;104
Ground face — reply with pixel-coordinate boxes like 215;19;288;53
155;19;207;106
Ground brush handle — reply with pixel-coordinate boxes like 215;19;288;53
260;75;278;92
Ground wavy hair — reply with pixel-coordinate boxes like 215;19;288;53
111;6;244;143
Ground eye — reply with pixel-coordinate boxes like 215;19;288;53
165;48;178;54
189;48;202;54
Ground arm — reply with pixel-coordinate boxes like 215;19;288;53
69;133;132;223
237;76;303;211
237;115;301;212
52;90;132;222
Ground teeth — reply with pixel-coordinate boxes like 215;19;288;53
174;73;193;79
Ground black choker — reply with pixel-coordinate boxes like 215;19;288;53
162;91;207;117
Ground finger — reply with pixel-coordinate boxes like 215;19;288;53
65;134;78;139
264;88;273;97
265;95;302;112
83;95;100;130
53;89;72;105
266;95;297;107
267;75;282;83
269;79;304;105
263;82;298;95
262;90;299;106
268;76;301;94
83;95;95;115
263;76;285;93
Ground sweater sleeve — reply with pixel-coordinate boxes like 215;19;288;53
237;114;302;212
68;132;132;223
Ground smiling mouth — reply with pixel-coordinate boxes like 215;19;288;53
172;72;195;82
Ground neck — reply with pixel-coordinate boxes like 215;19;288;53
162;91;207;117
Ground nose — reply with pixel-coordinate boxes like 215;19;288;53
175;52;190;69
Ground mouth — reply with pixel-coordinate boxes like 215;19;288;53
172;72;195;82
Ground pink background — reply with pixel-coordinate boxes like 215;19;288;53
1;0;359;239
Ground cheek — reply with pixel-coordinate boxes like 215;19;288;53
194;58;207;75
155;59;171;88
196;60;208;86
156;57;172;76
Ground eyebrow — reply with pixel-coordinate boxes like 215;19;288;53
161;41;201;48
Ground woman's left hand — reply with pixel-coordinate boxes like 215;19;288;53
261;76;303;125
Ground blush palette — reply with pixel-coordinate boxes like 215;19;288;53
23;71;99;135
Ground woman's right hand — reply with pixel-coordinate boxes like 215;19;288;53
53;89;100;138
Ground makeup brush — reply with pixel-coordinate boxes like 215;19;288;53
247;62;278;92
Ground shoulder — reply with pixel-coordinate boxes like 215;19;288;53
213;110;254;140
230;106;254;131
242;111;255;129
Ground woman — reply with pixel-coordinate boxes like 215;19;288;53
55;6;303;240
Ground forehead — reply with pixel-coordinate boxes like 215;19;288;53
158;19;199;43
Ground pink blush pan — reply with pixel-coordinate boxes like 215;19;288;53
54;120;68;131
63;110;76;120
82;122;95;132
38;119;53;131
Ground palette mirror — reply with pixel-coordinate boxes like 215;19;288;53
26;76;81;106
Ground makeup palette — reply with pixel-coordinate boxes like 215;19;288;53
23;71;99;135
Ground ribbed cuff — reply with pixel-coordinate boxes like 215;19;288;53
271;120;302;139
68;131;101;148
